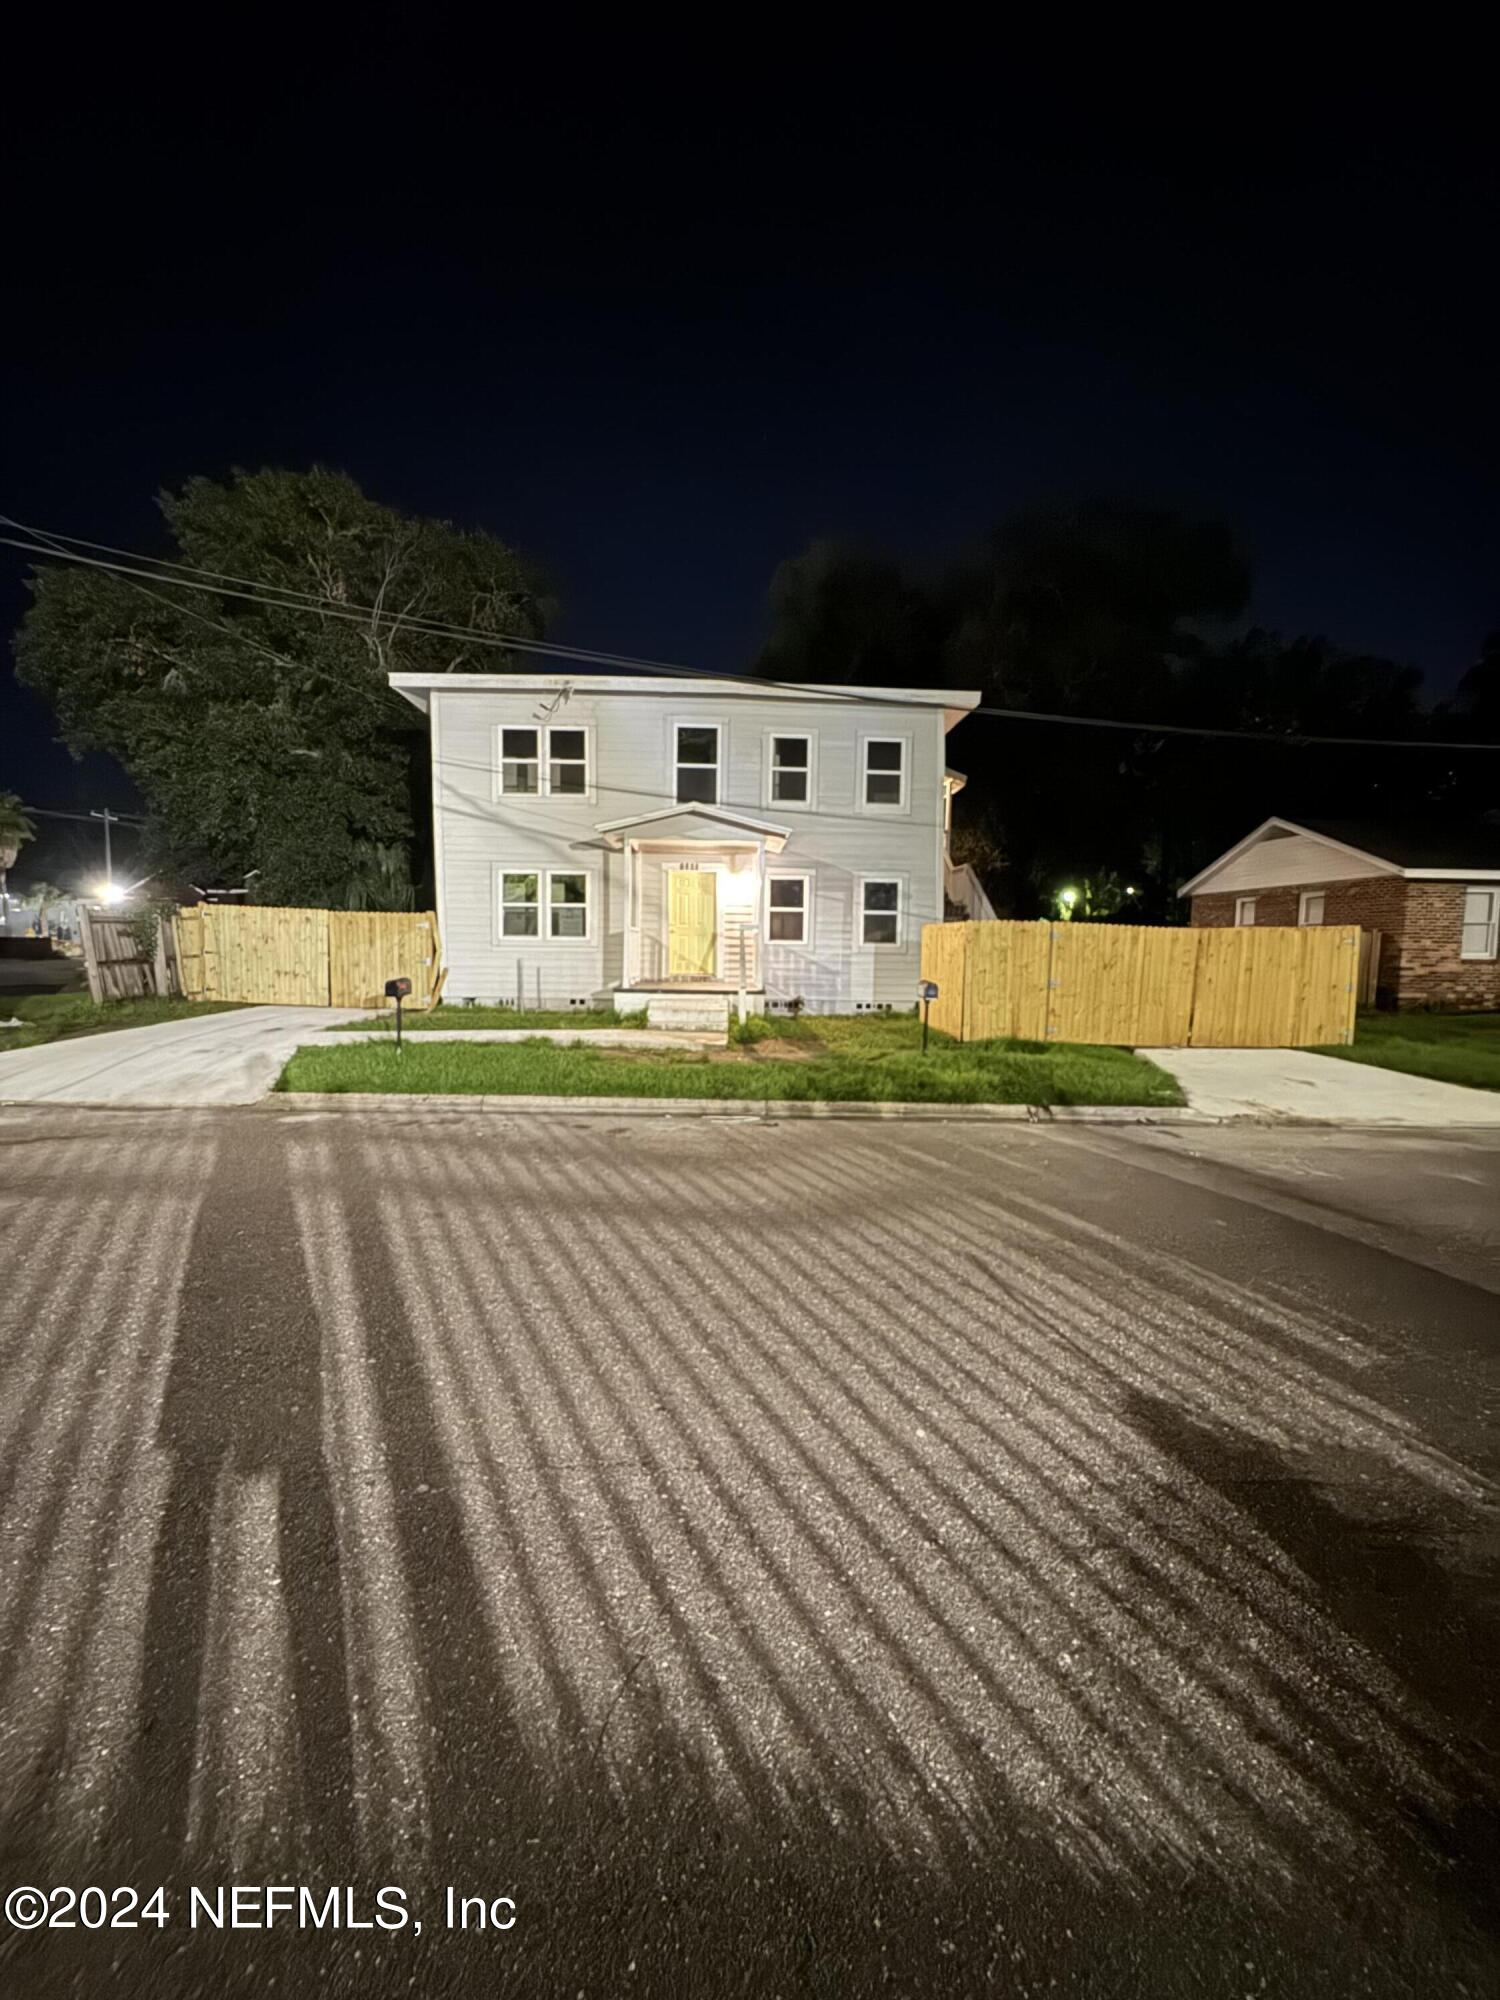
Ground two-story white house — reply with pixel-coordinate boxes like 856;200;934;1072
390;673;985;1024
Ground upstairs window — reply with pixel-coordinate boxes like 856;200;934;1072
499;725;590;796
500;728;540;794
548;729;588;796
676;724;720;805
769;734;812;805
1461;886;1499;960
1298;890;1325;926
1234;897;1257;927
863;738;907;809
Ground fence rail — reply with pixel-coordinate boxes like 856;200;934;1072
172;905;440;1008
920;919;1360;1048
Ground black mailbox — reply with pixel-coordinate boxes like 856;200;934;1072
385;976;412;1000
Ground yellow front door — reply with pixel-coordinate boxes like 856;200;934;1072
668;869;718;977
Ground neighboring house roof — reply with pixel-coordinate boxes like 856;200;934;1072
1293;818;1500;870
1179;816;1500;896
388;672;982;733
594;802;791;852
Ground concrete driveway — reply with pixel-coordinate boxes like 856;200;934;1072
1;1107;1496;1997
0;1005;368;1106
1142;1045;1500;1126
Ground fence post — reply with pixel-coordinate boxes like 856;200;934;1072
1044;922;1058;1040
78;906;104;1004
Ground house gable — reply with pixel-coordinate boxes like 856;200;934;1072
1179;819;1399;898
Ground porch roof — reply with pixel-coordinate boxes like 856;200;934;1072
594;802;791;853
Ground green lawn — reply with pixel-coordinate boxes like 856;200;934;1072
0;994;247;1052
341;1004;644;1031
1315;1010;1500;1093
279;1010;1183;1106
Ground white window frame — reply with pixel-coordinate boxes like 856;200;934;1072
546;868;592;942
765;870;813;948
498;867;542;938
672;719;722;807
495;866;594;944
1298;890;1325;926
858;874;906;949
495;723;595;800
764;730;816;810
860;734;910;814
1234;896;1257;927
1460;885;1499;960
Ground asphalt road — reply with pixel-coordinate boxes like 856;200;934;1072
1;1107;1496;1999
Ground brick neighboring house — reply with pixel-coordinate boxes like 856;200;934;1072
1180;817;1500;1010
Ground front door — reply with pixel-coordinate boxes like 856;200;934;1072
668;869;718;978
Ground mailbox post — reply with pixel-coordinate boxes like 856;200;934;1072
385;975;413;1052
918;978;939;1053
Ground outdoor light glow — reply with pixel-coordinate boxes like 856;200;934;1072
95;880;126;905
1059;887;1078;906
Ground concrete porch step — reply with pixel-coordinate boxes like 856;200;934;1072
641;991;733;1032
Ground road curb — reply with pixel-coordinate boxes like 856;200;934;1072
268;1090;1218;1123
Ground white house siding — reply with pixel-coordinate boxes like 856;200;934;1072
1191;831;1394;895
426;682;954;1011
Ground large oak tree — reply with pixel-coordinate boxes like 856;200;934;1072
16;468;549;906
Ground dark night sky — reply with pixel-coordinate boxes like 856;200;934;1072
3;20;1496;873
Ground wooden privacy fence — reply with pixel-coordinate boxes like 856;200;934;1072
173;905;440;1008
920;920;1360;1048
78;906;181;1003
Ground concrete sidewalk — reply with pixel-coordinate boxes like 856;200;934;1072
0;1006;375;1107
1141;1046;1500;1126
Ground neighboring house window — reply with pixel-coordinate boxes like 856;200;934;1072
861;878;902;946
1461;885;1499;959
499;725;591;796
675;724;720;804
500;728;541;794
1234;896;1257;926
768;733;812;805
863;738;907;810
1298;890;1325;926
766;873;810;944
500;871;540;935
549;872;590;939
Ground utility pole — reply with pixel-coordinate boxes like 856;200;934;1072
90;808;120;895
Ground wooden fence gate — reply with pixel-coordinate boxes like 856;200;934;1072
920;919;1360;1048
173;905;440;1008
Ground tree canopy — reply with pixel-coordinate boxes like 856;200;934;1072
15;468;549;906
754;497;1472;917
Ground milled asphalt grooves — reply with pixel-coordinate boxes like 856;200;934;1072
1;1106;1497;1998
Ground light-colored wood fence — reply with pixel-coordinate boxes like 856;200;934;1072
1357;929;1381;1007
173;905;440;1008
921;919;1360;1048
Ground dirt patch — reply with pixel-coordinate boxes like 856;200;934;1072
704;1037;824;1064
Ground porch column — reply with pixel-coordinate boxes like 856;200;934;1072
624;839;636;987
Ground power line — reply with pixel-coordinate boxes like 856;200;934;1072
21;805;146;825
5;519;1499;752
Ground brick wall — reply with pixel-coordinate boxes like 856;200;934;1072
1189;875;1500;1008
1395;883;1500;1009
